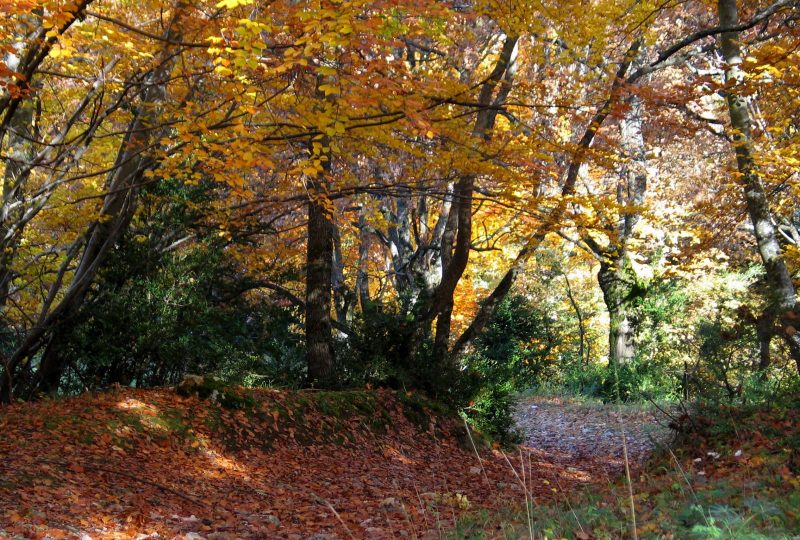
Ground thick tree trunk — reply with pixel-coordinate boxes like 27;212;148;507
304;65;338;386
598;73;647;367
598;259;639;366
718;0;800;372
755;313;773;373
433;302;453;364
36;334;67;393
305;188;336;386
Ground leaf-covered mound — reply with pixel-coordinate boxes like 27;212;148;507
0;386;576;539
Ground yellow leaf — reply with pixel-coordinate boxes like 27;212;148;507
215;0;253;9
318;84;339;96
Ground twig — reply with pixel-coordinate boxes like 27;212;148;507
311;491;356;540
644;394;679;426
500;451;533;539
611;364;638;540
462;417;490;484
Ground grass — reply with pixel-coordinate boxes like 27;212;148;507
450;397;800;539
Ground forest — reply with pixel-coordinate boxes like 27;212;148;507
1;0;800;538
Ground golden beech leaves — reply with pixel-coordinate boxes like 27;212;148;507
215;0;253;8
0;0;798;352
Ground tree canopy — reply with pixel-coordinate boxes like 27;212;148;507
1;0;799;405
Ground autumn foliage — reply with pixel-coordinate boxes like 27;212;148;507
2;0;800;534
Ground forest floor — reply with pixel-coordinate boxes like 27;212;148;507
512;396;670;481
0;386;630;540
1;387;798;539
456;395;800;539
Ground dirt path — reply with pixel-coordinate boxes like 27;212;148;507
514;396;672;480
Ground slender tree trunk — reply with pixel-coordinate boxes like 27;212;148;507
356;209;371;312
0;99;34;307
332;224;352;327
3;5;187;399
0;11;40;309
563;272;588;364
717;0;800;372
451;39;643;359
422;36;519;367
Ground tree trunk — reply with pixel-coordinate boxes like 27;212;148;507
421;36;519;368
563;272;588;364
305;190;335;386
450;39;643;359
598;259;639;366
433;302;453;364
332;223;352;328
0;98;35;307
755;312;773;373
0;11;40;309
717;0;800;372
356;209;372;312
1;5;186;399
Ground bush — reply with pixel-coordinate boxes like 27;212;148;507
464;384;523;446
334;305;523;444
58;240;306;392
595;358;680;402
55;179;307;393
470;294;562;389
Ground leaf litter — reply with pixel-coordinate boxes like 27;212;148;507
0;388;668;539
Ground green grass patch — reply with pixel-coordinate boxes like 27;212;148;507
450;400;800;539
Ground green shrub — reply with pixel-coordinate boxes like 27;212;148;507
464;384;523;446
334;305;522;444
55;179;307;393
471;294;562;390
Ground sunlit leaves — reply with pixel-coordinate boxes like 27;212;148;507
215;0;253;9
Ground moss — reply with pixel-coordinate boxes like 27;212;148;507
177;376;256;410
42;415;65;431
397;390;434;429
312;390;377;418
178;386;458;449
368;415;389;435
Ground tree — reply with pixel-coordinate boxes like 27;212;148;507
716;0;800;373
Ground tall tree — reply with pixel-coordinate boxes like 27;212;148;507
717;0;800;372
582;77;649;367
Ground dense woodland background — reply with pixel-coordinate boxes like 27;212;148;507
1;0;800;441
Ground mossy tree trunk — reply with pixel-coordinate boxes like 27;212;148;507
717;0;800;374
583;68;648;368
598;256;641;367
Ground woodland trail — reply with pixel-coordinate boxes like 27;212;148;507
0;388;673;539
513;396;672;482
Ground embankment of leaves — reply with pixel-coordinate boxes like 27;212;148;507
0;384;553;539
455;398;800;539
